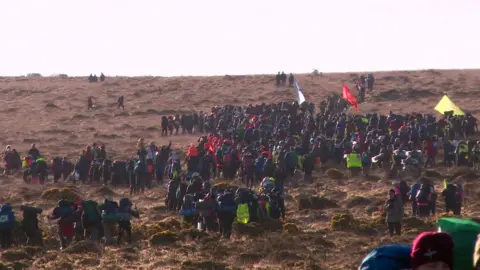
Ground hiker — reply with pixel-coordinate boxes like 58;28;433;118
409;182;421;216
442;183;463;215
384;189;403;236
411;232;454;270
20;205;43;246
118;198;139;245
88;73;94;82
167;176;180;211
28;144;40;160
280;72;287;86
416;183;434;217
101;198;120;245
0;204;15;249
275;72;281;87
81;199;102;242
100;72;105;82
366;73;375;91
288;73;294;87
216;190;236;238
118;95;124;109
49;200;76;249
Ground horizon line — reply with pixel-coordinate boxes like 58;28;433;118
1;67;480;79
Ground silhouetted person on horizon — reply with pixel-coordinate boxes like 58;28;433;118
92;74;98;83
275;72;281;87
88;74;94;83
100;73;105;82
280;72;287;86
288;73;295;87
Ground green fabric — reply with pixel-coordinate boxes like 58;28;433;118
437;217;480;270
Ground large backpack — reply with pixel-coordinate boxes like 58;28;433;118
437;217;480;270
81;200;101;225
358;244;411;270
102;200;120;222
217;192;236;213
235;188;253;204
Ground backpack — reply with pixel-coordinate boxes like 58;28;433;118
168;180;179;199
437;218;480;270
81;200;101;225
358;244;412;270
416;184;431;203
102;200;120;222
235;188;253;204
179;194;196;216
119;198;132;209
217;192;236;213
267;192;281;219
223;153;232;166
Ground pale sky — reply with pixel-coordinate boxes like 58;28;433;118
1;0;479;77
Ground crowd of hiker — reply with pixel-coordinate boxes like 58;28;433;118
2;71;480;267
0;197;139;250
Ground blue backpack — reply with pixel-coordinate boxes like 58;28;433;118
359;245;411;270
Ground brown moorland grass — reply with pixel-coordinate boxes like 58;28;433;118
0;70;479;269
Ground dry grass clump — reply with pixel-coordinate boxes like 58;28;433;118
212;181;239;191
62;240;103;254
330;213;358;231
149;231;178;246
1;248;31;262
232;218;283;237
297;195;338;210
283;222;300;234
423;170;444;179
41;187;83;201
325;168;344;179
180;260;228;270
178;228;209;241
93;186;117;197
346;196;372;208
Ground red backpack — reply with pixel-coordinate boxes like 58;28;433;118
223;153;232;166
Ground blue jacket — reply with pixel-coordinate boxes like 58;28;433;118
410;184;421;200
255;157;266;173
0;204;15;230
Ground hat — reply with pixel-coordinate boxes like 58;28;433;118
411;232;454;270
474;234;480;268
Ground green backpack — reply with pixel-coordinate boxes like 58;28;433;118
437;217;480;270
81;200;101;225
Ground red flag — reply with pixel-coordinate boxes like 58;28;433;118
342;84;358;112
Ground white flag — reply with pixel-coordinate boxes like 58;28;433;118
294;80;306;104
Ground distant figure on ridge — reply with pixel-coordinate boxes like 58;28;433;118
280;72;287;86
366;73;375;92
92;74;98;83
288;73;295;87
100;73;106;82
118;95;125;109
88;74;94;83
275;72;281;87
